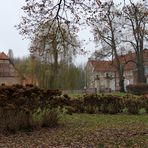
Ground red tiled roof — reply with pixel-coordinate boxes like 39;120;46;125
89;49;148;72
144;49;148;59
89;49;148;71
0;52;9;60
89;60;116;72
118;49;148;70
117;52;136;70
124;62;136;71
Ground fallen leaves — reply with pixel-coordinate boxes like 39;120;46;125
0;114;147;147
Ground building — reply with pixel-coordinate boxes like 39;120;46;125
86;60;116;92
0;52;24;85
86;50;148;92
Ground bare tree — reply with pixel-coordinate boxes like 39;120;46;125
88;1;126;92
122;0;148;83
30;21;80;69
17;0;92;88
16;0;95;39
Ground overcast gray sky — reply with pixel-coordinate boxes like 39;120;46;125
0;0;140;63
0;0;30;58
0;0;94;64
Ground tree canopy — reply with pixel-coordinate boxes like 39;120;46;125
17;0;148;90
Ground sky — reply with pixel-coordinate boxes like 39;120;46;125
0;1;30;58
0;0;94;64
0;0;140;64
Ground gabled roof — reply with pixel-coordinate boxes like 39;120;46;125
88;49;148;72
117;52;136;71
0;51;24;79
0;52;9;60
117;49;148;70
88;60;116;72
144;49;148;57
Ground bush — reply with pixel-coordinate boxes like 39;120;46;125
126;83;148;95
83;94;99;106
99;95;123;114
85;105;98;114
70;99;84;113
42;108;60;127
0;85;62;133
124;97;142;114
139;108;146;114
0;84;147;134
63;106;75;115
83;94;100;114
142;95;148;113
0;108;32;133
32;108;60;128
0;107;60;133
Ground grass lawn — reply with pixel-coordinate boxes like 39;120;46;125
0;114;148;147
67;92;138;98
60;114;148;147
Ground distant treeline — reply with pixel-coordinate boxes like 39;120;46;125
14;56;85;90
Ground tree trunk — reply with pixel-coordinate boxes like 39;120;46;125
137;64;146;83
114;48;125;92
136;51;146;83
118;68;125;92
51;41;59;89
119;76;125;92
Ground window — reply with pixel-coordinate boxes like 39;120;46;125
0;63;11;77
145;67;148;75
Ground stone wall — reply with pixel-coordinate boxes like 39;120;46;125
0;77;22;85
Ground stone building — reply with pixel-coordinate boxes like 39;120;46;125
86;50;148;92
0;52;23;85
86;60;116;92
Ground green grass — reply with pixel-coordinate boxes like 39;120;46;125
67;92;139;99
99;92;127;96
58;113;148;147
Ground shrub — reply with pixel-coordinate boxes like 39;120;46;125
139;108;146;114
63;106;74;115
0;85;62;133
83;94;100;114
126;83;148;95
84;105;98;114
124;98;142;114
70;99;84;113
0;108;32;133
122;108;128;114
32;108;60;128
142;95;148;113
83;94;99;106
42;108;60;127
99;95;123;114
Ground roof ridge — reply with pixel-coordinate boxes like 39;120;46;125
0;52;9;60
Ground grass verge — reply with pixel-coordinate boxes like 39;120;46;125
60;113;148;147
0;113;147;147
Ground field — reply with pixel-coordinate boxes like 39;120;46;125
0;113;148;147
